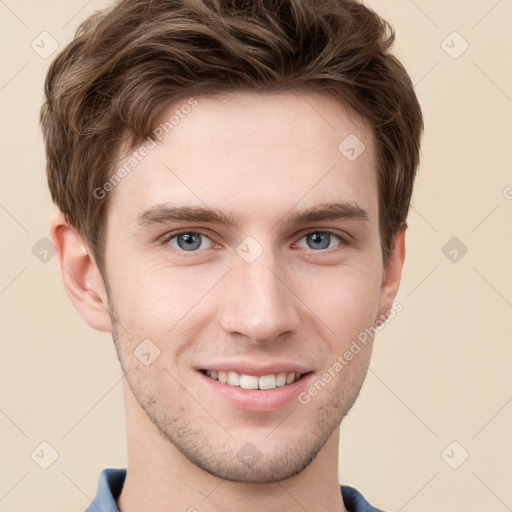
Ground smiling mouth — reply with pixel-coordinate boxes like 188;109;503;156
200;369;308;390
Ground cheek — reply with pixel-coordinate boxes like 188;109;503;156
299;264;382;342
107;259;221;340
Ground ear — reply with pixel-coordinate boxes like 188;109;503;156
378;228;406;319
50;210;112;332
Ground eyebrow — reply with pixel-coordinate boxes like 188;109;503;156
134;201;369;231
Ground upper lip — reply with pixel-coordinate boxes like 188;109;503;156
198;361;313;376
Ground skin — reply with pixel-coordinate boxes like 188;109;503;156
51;90;405;512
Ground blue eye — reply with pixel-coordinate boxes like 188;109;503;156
298;231;344;251
162;229;347;255
166;231;213;252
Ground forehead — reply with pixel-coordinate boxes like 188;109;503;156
108;90;378;226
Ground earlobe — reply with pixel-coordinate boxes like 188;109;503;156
378;228;406;318
50;210;112;333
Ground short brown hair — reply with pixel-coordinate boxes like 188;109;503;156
40;0;423;274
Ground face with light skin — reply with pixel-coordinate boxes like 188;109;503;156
51;90;405;512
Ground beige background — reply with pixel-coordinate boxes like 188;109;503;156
1;1;511;510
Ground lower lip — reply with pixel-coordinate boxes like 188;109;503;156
197;371;314;412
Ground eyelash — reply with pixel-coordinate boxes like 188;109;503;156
160;229;352;256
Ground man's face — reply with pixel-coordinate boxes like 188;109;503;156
101;91;395;483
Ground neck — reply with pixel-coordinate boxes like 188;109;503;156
117;382;348;512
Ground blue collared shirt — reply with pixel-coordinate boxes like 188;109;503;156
85;468;386;512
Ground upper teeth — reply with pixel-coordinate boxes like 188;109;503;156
206;370;301;390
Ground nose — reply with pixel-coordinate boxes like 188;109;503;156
218;247;300;344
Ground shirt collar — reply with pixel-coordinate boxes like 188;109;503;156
85;467;385;512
